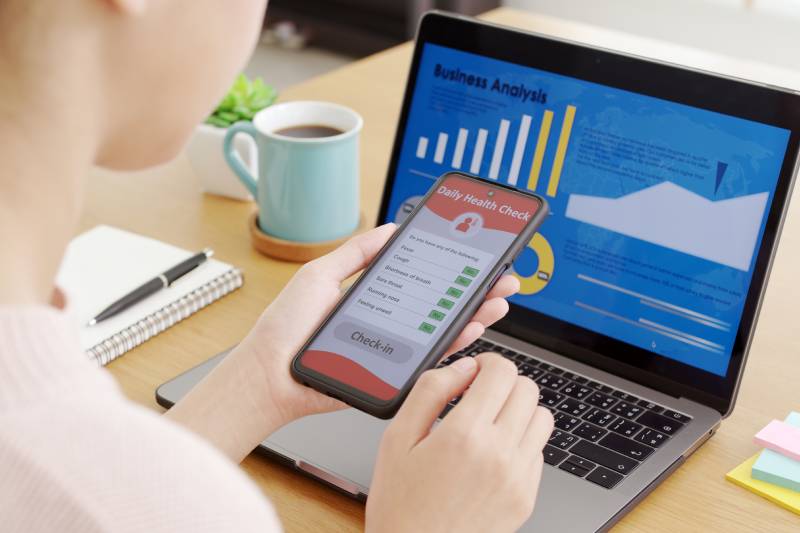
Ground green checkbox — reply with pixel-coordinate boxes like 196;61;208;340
446;287;463;298
428;309;445;321
437;298;454;310
462;266;480;277
419;322;436;334
454;275;472;287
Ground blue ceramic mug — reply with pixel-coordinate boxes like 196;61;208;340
223;101;362;242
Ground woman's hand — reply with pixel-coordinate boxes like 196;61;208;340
236;222;520;427
168;223;521;462
366;353;554;533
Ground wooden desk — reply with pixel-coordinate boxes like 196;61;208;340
81;8;800;532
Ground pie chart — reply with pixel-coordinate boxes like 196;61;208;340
513;233;554;295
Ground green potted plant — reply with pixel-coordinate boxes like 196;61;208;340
186;73;277;200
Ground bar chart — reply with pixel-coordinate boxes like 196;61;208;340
413;105;577;198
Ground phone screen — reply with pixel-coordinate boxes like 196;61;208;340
296;174;543;402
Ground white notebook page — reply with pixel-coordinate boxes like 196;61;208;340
57;225;234;350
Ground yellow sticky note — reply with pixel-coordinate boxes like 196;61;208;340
726;453;800;515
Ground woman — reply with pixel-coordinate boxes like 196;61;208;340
0;1;553;532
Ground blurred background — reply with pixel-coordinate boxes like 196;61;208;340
248;0;800;91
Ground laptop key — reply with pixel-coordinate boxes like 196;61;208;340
634;428;669;448
609;419;643;438
585;392;617;410
610;401;644;419
598;432;654;461
538;389;565;408
519;364;545;380
548;429;578;450
537;373;567;391
553;412;581;431
612;390;641;403
543;444;568;466
637;411;684;435
662;410;692;423
574;422;607;442
558;399;590;417
572;375;589;385
562;383;593;400
558;461;591;478
539;363;562;374
565;455;597;471
586;466;624;489
583;408;616;427
637;399;665;414
570;440;638;475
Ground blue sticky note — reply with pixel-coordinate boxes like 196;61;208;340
752;412;800;492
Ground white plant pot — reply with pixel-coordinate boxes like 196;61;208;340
186;123;257;201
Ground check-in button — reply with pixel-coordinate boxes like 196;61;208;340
334;322;413;363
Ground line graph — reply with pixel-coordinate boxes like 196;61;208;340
565;181;769;270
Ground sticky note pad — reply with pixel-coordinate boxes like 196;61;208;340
754;417;800;462
752;412;800;492
726;453;800;515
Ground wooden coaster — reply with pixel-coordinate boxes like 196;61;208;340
249;212;369;262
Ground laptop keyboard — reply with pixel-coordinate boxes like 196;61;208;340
436;339;692;490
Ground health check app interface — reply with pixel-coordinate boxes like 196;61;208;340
300;174;542;401
383;43;791;377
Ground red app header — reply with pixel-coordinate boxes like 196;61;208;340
425;174;541;234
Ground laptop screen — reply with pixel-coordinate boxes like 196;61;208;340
381;42;792;378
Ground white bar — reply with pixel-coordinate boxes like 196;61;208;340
451;128;468;169
434;133;448;164
507;115;532;186
470;129;489;174
638;318;724;349
576;273;730;326
488;119;510;180
416;136;429;159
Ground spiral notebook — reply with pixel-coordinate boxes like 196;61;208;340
57;225;244;366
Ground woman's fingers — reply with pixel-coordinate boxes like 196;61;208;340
441;297;511;356
441;321;485;357
495;377;542;444
389;357;479;449
471;297;509;327
486;274;520;299
300;223;396;282
450;353;518;423
521;406;555;456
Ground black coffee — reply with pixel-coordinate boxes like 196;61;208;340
275;124;344;138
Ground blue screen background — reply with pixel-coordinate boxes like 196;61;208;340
384;43;791;376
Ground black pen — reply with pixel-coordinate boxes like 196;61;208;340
87;248;214;326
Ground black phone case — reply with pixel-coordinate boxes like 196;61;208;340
291;171;549;419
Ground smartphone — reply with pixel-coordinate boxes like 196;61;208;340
291;172;548;418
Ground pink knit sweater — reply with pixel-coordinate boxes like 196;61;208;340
0;307;282;532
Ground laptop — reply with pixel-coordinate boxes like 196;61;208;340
157;12;800;531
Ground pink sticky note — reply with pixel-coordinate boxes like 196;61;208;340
754;420;800;462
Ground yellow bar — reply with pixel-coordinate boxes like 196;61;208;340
526;110;553;192
546;105;576;197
